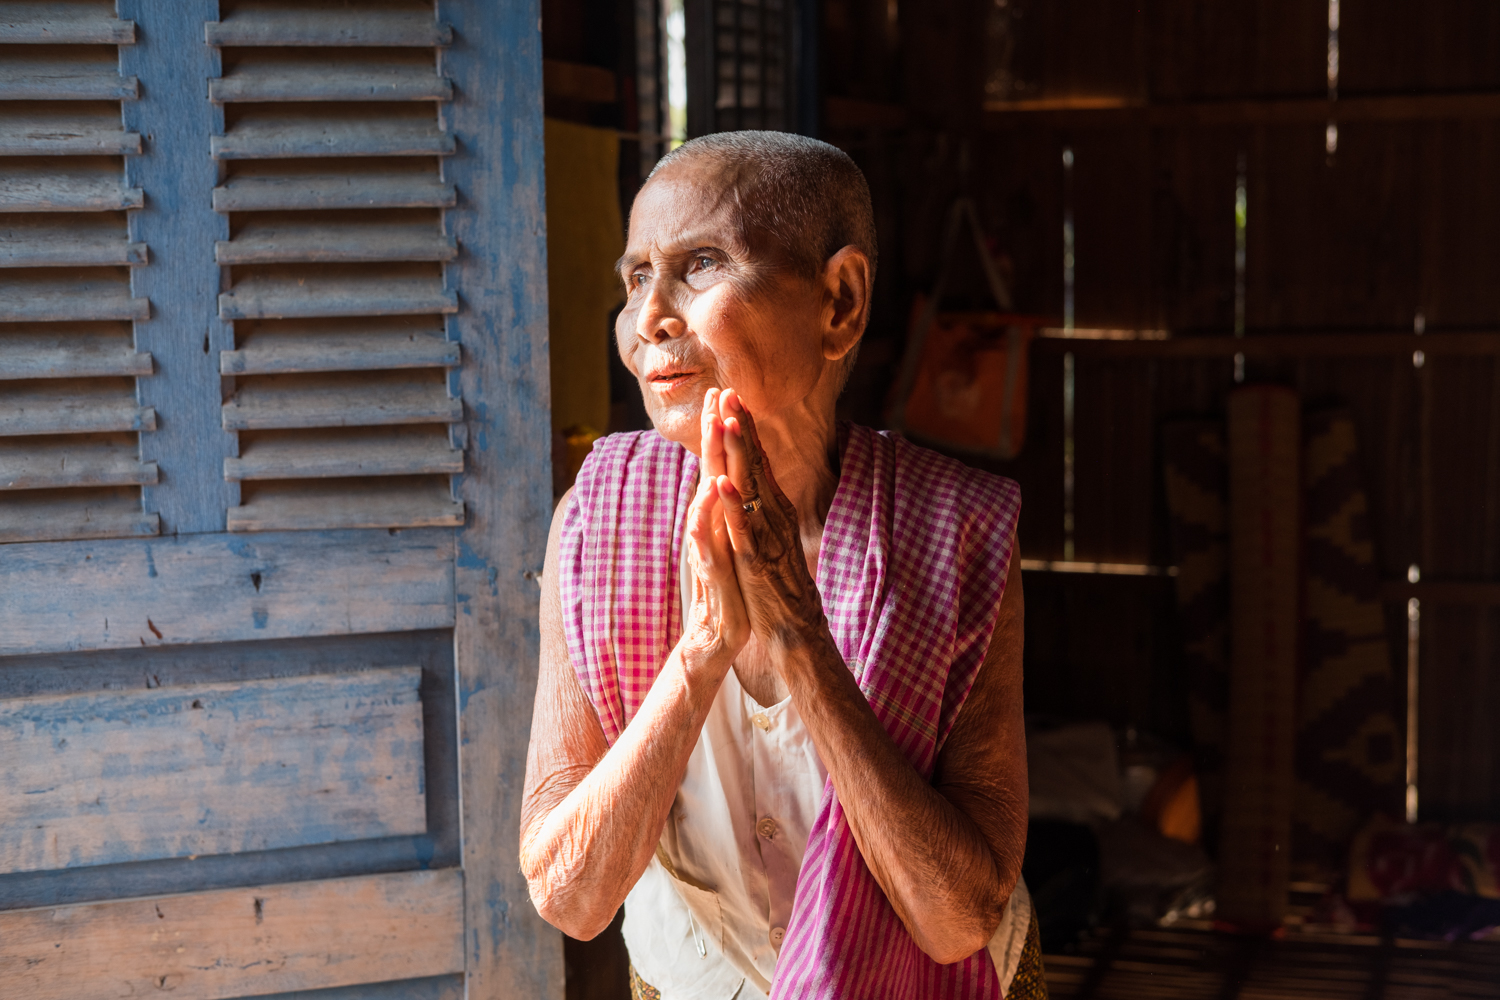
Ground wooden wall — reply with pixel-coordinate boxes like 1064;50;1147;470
823;0;1500;821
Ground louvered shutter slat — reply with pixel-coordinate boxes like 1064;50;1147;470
220;323;457;375
212;172;454;212
226;477;463;532
0;269;146;321
0;160;144;211
222;374;460;431
0;52;139;101
0;215;147;266
209;64;452;103
218;268;455;320
0;437;158;489
0;487;157;542
0;324;151;377
204;7;451;48
0;3;135;45
226;426;461;481
212;109;454;159
0;380;155;436
215;216;456;265
0;104;141;155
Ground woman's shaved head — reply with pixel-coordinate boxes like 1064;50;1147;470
645;130;878;286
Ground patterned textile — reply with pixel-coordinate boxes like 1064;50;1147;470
1161;420;1231;853
1005;910;1049;1000
559;424;1023;999
1348;817;1500;903
629;964;663;1000
1296;408;1402;878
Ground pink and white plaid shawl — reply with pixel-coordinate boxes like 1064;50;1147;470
558;423;1022;999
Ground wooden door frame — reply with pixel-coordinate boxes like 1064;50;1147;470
441;0;562;995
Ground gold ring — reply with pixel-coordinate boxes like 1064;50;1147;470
742;496;763;513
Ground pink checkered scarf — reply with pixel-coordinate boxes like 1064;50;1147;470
558;423;1022;998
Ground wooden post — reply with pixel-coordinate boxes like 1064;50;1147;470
438;0;562;996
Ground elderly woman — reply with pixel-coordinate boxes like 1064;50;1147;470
522;132;1042;1000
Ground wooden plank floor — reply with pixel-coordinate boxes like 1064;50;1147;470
1045;928;1500;1000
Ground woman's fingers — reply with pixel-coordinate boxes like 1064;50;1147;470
718;388;781;506
715;475;759;558
699;388;727;478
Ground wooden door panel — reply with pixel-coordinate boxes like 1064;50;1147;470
0;528;455;656
1;868;465;1000
2;668;427;873
0;1;556;995
0;631;459;908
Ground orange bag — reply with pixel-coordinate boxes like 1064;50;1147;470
889;198;1040;460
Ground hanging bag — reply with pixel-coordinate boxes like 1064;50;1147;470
888;198;1039;460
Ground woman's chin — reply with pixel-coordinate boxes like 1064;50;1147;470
645;397;707;452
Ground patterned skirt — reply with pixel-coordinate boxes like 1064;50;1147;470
629;910;1048;1000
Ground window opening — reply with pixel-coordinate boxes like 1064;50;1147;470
1406;591;1420;823
666;0;687;148
1062;144;1076;561
1326;0;1340;158
1233;151;1247;382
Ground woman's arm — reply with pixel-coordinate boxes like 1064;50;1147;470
712;389;1027;963
520;420;750;939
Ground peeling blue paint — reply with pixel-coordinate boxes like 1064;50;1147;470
144;545;158;579
471;400;491;451
455;541;488;570
252;609;268;629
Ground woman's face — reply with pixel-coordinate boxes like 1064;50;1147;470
615;158;829;453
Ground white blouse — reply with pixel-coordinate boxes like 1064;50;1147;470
621;667;1032;999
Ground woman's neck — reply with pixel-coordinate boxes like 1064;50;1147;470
752;406;841;539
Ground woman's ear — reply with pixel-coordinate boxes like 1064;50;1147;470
820;245;872;362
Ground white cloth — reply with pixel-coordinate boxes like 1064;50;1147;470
622;668;1032;998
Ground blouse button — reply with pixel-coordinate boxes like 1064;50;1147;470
752;712;771;731
770;926;786;948
756;817;778;840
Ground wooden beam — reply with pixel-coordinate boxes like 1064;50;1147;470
0;528;455;656
0;668;426;874
985;91;1500;130
1030;332;1500;359
1382;580;1500;606
542;59;616;104
0;869;465;1000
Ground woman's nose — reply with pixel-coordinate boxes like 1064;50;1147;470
638;279;687;343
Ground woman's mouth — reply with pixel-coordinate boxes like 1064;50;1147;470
648;370;698;391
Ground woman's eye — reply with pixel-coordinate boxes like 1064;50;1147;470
696;256;716;271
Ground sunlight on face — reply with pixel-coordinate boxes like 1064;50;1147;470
615;158;828;451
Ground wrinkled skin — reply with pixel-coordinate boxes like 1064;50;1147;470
520;153;1028;966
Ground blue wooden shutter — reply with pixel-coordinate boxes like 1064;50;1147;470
0;2;559;997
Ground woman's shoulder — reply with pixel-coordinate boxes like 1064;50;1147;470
859;424;1022;513
569;429;694;524
575;429;685;486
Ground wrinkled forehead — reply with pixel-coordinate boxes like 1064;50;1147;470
624;155;761;259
